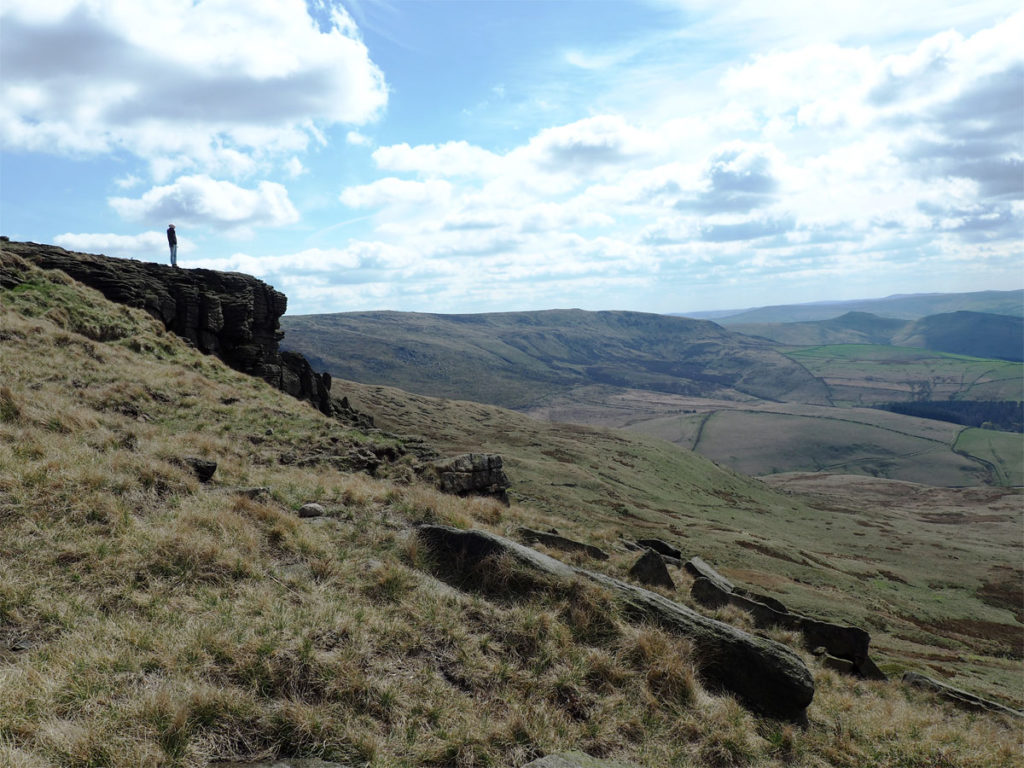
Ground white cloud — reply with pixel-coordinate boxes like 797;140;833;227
109;175;300;231
285;157;307;178
53;230;180;261
372;141;503;177
340;178;453;209
0;0;387;175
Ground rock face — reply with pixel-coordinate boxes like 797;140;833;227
691;575;884;680
518;527;609;560
629;549;676;589
428;453;510;503
903;672;1023;717
416;525;815;720
7;241;352;420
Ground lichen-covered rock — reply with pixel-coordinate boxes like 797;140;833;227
429;453;510;503
298;503;326;518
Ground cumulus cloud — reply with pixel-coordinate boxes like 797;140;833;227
110;175;299;231
53;230;175;260
340;178;453;209
0;0;387;174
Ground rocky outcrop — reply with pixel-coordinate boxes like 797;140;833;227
518;527;609;560
6;241;360;421
903;672;1023;717
427;453;510;503
629;549;675;589
416;525;815;720
691;576;884;680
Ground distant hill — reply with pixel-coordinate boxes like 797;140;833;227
892;311;1023;362
281;309;832;409
683;289;1024;324
733;310;1023;362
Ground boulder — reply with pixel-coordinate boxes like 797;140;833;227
903;672;1023;717
416;525;814;720
628;549;676;589
429;453;510;504
691;576;883;680
298;503;326;518
523;752;644;768
183;457;217;483
518;527;609;560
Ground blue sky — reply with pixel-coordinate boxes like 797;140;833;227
2;0;1021;316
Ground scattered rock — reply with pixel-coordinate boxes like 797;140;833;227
523;752;644;768
427;453;510;504
298;503;326;518
416;525;815;720
691;576;884;680
629;549;676;589
637;538;682;560
903;672;1023;717
184;457;217;483
518;527;609;560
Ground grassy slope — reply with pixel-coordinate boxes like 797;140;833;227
342;382;1024;705
730;311;1023;363
1;256;1021;767
280;309;832;409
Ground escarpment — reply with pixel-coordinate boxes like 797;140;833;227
5;241;365;425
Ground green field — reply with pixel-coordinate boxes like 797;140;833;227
955;428;1024;486
784;344;1023;405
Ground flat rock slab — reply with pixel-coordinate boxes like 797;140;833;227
684;556;735;593
691;576;883;680
903;672;1023;718
518;527;609;560
524;752;644;768
417;525;814;720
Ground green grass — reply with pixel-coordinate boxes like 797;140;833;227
1;251;1021;767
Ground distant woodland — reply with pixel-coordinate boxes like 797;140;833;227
877;400;1023;433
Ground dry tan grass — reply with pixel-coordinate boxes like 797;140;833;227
1;256;1021;767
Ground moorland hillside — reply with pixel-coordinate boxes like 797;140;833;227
280;309;832;409
730;310;1023;362
1;243;1020;767
281;306;1023;487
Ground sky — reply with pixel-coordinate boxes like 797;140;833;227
1;0;1021;316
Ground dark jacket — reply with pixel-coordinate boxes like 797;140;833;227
167;227;177;246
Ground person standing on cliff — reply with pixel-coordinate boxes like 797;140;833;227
167;224;177;267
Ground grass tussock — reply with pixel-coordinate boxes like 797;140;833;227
1;253;1021;767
